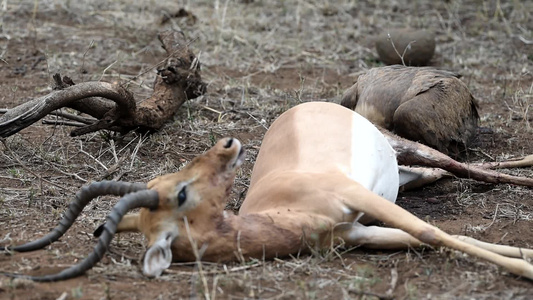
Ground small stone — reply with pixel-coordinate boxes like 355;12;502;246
375;29;436;66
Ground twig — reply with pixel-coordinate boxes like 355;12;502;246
56;292;68;300
518;36;533;45
99;59;119;82
246;112;268;130
1;107;97;125
0;175;30;183
164;262;262;276
387;32;406;66
171;261;220;267
36;157;87;183
48;110;95;124
235;230;246;264
98;150;130;181
110;139;118;163
470;148;495;161
42;120;86;127
107;248;139;262
79;140;108;171
387;32;416;66
482;204;500;232
130;134;148;169
201;105;226;123
80;40;95;80
184;216;211;300
348;289;393;300
386;267;398;297
497;232;509;245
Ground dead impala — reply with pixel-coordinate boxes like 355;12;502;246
1;102;533;282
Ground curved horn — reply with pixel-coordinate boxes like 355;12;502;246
0;181;147;252
0;189;160;282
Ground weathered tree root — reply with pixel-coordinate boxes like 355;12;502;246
0;30;206;138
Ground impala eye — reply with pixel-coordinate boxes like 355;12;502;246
177;186;187;206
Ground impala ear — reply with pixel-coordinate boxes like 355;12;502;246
142;233;174;277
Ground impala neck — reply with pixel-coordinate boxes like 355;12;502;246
171;211;306;262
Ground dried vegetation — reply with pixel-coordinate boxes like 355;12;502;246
0;0;532;299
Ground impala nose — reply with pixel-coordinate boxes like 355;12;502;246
224;138;234;148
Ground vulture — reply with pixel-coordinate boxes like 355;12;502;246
341;65;479;157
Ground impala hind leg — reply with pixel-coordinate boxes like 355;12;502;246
382;129;533;187
398;166;451;191
339;223;533;259
398;160;533;190
339;182;533;279
474;154;533;169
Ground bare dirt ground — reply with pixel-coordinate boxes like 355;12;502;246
0;1;532;299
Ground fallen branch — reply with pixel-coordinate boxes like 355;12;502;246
0;30;206;138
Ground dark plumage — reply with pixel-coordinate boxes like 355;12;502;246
341;65;479;157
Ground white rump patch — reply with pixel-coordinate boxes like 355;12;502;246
142;233;174;277
349;113;399;204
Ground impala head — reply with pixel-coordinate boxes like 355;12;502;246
141;137;245;277
0;138;245;282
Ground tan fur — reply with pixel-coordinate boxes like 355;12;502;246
116;214;141;233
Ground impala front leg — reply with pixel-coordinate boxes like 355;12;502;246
398;166;451;191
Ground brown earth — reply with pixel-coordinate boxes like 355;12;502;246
1;1;532;299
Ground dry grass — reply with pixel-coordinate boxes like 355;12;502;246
0;0;532;299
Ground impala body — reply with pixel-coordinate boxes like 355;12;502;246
134;102;403;275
